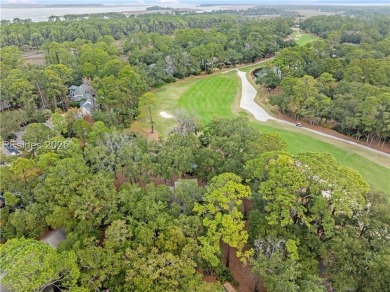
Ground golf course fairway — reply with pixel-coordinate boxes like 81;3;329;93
150;70;390;194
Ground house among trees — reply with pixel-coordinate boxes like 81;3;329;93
69;84;96;116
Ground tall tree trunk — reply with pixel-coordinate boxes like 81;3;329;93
36;82;47;109
148;105;154;133
254;279;260;292
331;207;336;216
226;245;230;268
55;51;60;64
359;225;367;237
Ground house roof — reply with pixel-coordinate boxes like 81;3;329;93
69;84;96;108
79;84;90;91
81;101;93;111
83;92;94;102
71;88;84;97
69;84;91;97
70;85;92;101
71;95;82;102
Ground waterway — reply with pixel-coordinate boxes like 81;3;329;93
0;4;245;22
252;67;266;78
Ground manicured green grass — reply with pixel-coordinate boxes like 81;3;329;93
151;77;201;135
238;59;273;73
177;73;239;124
152;71;390;194
291;28;319;46
253;123;390;194
296;34;319;46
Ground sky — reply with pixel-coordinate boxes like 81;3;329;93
2;0;390;4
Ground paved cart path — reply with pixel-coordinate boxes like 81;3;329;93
236;69;390;159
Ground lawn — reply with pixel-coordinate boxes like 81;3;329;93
237;59;273;73
296;34;319;46
150;77;201;135
177;72;240;124
150;73;239;135
253;122;389;193
152;71;390;194
291;28;319;46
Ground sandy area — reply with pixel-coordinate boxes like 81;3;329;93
160;111;174;119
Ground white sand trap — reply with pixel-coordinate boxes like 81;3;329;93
160;111;174;119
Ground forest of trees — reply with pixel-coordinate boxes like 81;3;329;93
1;14;293;135
0;8;389;292
0;13;293;49
258;15;390;145
1;117;389;291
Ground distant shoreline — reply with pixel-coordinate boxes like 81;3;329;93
1;3;388;23
1;4;151;8
2;3;389;8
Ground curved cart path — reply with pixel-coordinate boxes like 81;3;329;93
238;70;275;122
236;69;390;159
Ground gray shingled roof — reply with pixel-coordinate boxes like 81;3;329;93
81;101;93;111
69;84;94;103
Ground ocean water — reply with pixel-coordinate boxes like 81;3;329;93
0;4;229;22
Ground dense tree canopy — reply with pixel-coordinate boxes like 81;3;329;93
0;14;295;137
245;150;390;291
0;8;389;291
266;14;390;146
0;238;80;291
0;112;388;290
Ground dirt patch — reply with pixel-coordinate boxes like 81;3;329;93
221;242;265;292
254;87;280;116
220;210;265;292
128;120;159;140
144;130;159;141
22;50;46;66
202;274;219;284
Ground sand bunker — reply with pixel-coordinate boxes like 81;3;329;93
160;111;174;119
